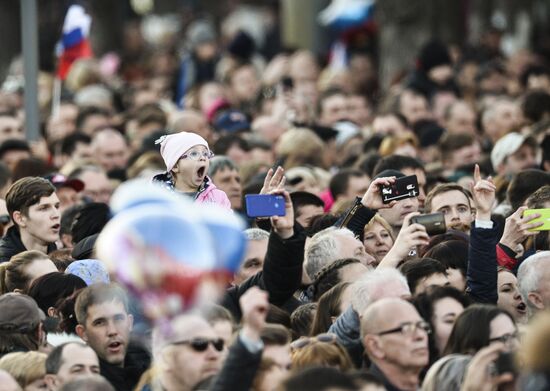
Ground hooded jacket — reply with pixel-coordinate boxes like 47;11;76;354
0;226;57;263
152;173;231;210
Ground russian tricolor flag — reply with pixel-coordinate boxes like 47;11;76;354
56;5;93;80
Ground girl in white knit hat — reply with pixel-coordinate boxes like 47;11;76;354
153;131;231;209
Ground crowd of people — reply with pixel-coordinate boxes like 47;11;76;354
0;4;549;391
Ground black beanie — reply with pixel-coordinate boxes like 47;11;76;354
412;119;446;147
373;169;405;180
418;40;451;72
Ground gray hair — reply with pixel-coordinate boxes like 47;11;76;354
422;354;471;391
244;228;269;242
304;227;355;280
518;251;550;316
208;156;238;177
352;267;409;317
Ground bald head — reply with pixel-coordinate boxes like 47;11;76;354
361;298;418;337
169;110;212;142
91;128;129;171
0;369;21;391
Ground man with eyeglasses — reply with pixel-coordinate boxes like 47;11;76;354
361;298;430;391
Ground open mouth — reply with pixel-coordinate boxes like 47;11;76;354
517;302;527;313
108;341;122;351
51;224;60;231
196;166;206;178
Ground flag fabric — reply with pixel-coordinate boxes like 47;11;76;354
318;0;375;31
56;5;93;80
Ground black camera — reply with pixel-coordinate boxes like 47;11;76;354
410;212;446;236
380;174;420;204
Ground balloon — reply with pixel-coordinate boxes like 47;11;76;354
96;180;246;321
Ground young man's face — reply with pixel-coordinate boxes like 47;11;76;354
76;300;133;367
429;190;473;233
18;192;61;244
296;204;324;228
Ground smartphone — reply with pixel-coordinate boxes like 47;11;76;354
524;208;550;231
410;212;446;236
380;175;420;204
495;351;516;375
245;194;286;218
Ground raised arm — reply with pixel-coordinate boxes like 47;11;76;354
467;164;499;304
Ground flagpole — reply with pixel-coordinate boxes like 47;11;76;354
20;0;40;142
51;77;61;118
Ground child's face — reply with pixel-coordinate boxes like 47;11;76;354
172;145;211;192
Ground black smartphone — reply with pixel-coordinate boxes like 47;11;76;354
380;175;419;204
410;212;446;236
495;351;516;375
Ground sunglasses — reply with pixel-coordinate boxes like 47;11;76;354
290;333;337;351
172;337;224;352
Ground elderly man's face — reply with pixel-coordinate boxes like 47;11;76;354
234;238;268;285
365;301;429;370
211;167;242;210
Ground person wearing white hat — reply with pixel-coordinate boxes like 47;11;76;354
153;131;231;209
491;132;539;177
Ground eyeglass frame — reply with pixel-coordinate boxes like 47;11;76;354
170;337;225;352
180;149;215;161
376;321;432;337
488;331;519;346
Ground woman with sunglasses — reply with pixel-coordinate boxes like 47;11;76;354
153;131;231;209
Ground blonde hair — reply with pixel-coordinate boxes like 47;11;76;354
378;132;419;157
277;128;325;169
0;351;47;388
64;59;102;93
363;214;395;242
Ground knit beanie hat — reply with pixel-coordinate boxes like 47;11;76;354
418;40;451;72
156;132;209;171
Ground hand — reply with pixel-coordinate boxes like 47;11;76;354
270;190;294;239
461;343;514;391
30;138;50;161
239;287;269;341
361;176;398;210
499;206;542;251
260;166;286;195
471;164;496;220
378;213;429;268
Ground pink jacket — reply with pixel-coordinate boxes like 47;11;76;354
152;173;232;210
196;178;232;210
